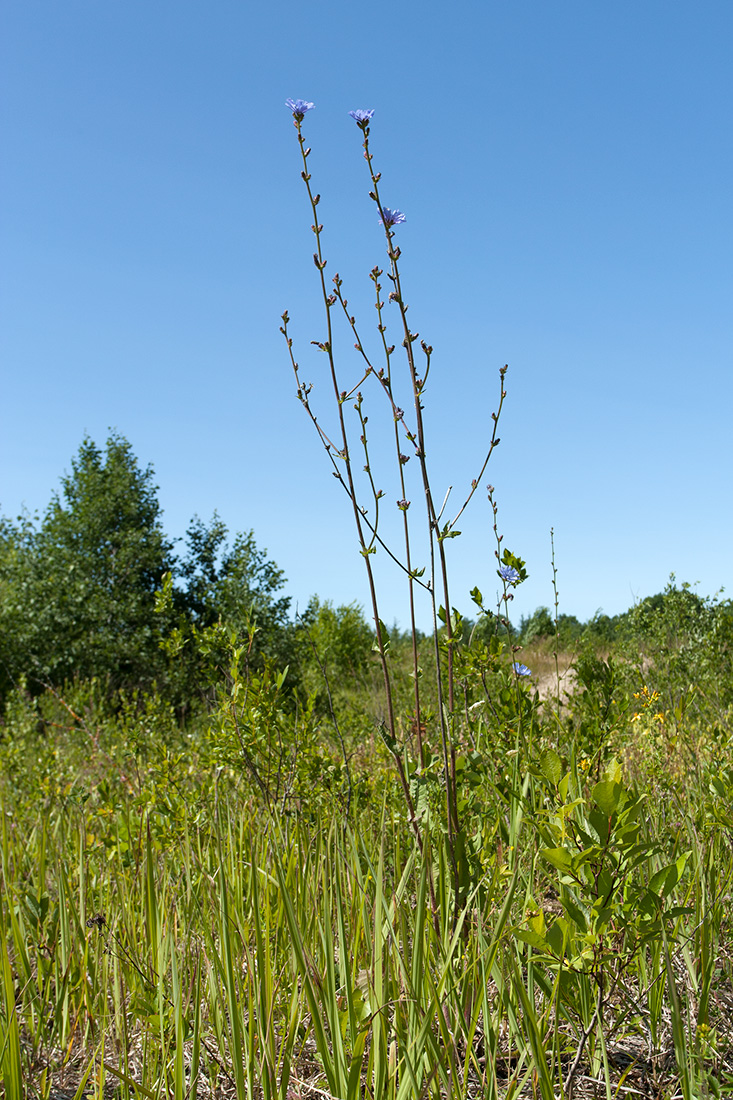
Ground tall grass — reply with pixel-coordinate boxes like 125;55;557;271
2;679;733;1098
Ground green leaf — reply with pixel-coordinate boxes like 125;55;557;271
515;929;549;951
666;905;694;919
588;807;611;845
527;906;546;937
604;757;623;784
546;918;570;957
154;570;174;613
649;852;690;899
540;748;562;786
593;780;623;815
372;619;391;653
379;724;398;754
596;867;614;902
540;847;575;875
562;896;588;932
637;890;661;920
709;776;726;797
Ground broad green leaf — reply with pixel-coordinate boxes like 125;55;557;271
710;776;726;798
588;807;611;845
605;757;623;784
515;929;549;951
562;895;588;932
596;867;614;902
650;852;690;899
540;847;575;874
637;890;661;919
372;619;391;653
666;905;694;919
528;907;546;937
540;748;562;786
546;917;570;957
592;905;613;933
593;780;622;815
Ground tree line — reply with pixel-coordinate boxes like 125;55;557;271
3;432;725;715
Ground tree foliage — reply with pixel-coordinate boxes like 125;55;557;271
296;596;374;682
181;515;290;647
0;433;292;705
1;434;175;697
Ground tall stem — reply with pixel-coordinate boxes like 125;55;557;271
359;126;459;886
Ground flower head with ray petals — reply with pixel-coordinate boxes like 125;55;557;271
513;663;532;677
379;207;406;228
285;98;315;120
349;109;375;126
499;564;520;585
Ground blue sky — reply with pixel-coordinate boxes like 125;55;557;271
1;1;731;631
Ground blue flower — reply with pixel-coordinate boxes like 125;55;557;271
349;109;375;124
499;565;520;585
286;98;315;118
513;663;532;677
379;207;406;228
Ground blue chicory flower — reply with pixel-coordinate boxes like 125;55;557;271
349;109;375;124
286;98;315;118
513;663;532;677
379;207;406;228
499;564;520;585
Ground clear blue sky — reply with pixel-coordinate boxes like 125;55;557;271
1;1;731;630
